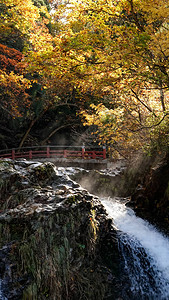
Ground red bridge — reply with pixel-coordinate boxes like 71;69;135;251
0;146;106;160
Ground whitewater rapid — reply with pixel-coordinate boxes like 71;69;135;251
50;167;169;298
101;197;169;299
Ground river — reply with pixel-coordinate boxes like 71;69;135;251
101;197;169;299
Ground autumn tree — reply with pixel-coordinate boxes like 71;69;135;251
0;0;48;118
0;43;31;117
0;0;54;140
2;0;169;153
54;0;169;157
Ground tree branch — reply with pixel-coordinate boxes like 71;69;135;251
41;123;79;145
131;89;157;117
131;113;168;132
128;0;145;31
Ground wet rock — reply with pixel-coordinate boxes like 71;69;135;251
0;159;120;300
131;157;169;231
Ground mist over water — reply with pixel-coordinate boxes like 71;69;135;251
101;197;169;299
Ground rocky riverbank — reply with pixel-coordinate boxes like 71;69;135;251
0;160;121;300
70;153;169;233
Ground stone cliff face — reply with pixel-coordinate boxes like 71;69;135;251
130;156;169;231
0;160;120;300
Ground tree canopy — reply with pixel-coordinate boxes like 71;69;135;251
0;0;169;155
58;0;169;156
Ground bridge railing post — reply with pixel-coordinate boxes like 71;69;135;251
47;147;50;158
29;150;32;159
12;149;15;160
82;144;85;159
64;150;67;158
103;146;106;159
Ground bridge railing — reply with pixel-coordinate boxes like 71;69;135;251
0;146;106;160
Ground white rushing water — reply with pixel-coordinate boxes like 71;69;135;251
101;197;169;299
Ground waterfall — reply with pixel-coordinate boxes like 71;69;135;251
101;197;169;299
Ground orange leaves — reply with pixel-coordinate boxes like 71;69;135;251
0;1;54;118
0;44;24;74
0;44;22;61
0;44;31;117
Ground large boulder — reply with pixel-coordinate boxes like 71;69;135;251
0;160;121;300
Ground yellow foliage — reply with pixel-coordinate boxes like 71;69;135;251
1;0;40;33
1;0;168;153
0;71;31;117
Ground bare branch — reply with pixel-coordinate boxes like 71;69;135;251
41;123;79;145
131;89;157;117
131;113;168;132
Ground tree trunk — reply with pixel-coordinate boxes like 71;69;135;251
159;81;166;112
131;89;157;117
18;109;48;150
18;119;37;150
